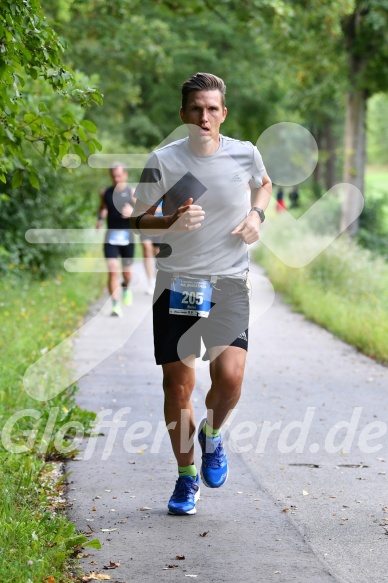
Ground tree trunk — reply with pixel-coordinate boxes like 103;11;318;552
311;126;323;198
340;88;367;235
323;121;337;191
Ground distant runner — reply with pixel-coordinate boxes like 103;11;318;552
96;164;135;317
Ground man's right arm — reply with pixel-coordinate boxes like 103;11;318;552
132;151;205;234
131;198;205;235
96;189;107;229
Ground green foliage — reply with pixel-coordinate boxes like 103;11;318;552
0;0;102;183
0;156;99;276
48;0;282;149
341;0;388;93
358;194;388;257
0;264;105;580
256;233;388;363
367;93;388;164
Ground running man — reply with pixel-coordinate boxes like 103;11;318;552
132;72;272;514
96;164;135;317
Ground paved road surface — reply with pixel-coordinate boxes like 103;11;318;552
67;261;388;583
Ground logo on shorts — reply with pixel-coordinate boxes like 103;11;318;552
238;331;247;342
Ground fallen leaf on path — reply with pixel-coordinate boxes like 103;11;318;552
92;507;97;511
199;531;209;537
82;573;111;581
162;565;179;569
103;561;120;570
176;555;185;560
282;508;289;513
139;506;152;511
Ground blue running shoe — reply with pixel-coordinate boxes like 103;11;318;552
167;474;200;515
198;420;229;488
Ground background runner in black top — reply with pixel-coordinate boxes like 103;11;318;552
96;164;135;316
104;184;136;232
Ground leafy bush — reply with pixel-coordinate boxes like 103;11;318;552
0;165;97;276
357;193;388;257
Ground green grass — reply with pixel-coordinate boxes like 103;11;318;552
0;261;105;582
365;164;388;196
256;167;388;362
255;233;388;364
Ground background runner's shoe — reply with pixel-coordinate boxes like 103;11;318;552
111;304;122;317
123;288;133;306
198;420;228;488
167;474;200;515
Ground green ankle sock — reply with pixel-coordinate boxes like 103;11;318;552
178;463;197;478
203;422;221;438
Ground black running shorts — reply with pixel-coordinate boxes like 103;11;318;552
153;270;249;365
104;242;135;266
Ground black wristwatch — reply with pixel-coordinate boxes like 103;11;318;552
249;207;265;223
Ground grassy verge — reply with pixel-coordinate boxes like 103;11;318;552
0;262;105;582
255;232;388;364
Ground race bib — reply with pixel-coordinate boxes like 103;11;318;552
169;277;213;317
108;229;130;246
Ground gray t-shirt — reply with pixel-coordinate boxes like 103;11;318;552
135;134;266;276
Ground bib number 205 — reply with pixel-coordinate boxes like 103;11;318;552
169;277;212;317
181;290;204;306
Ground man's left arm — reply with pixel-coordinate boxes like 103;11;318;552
231;173;272;244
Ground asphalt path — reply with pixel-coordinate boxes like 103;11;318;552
67;260;388;583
